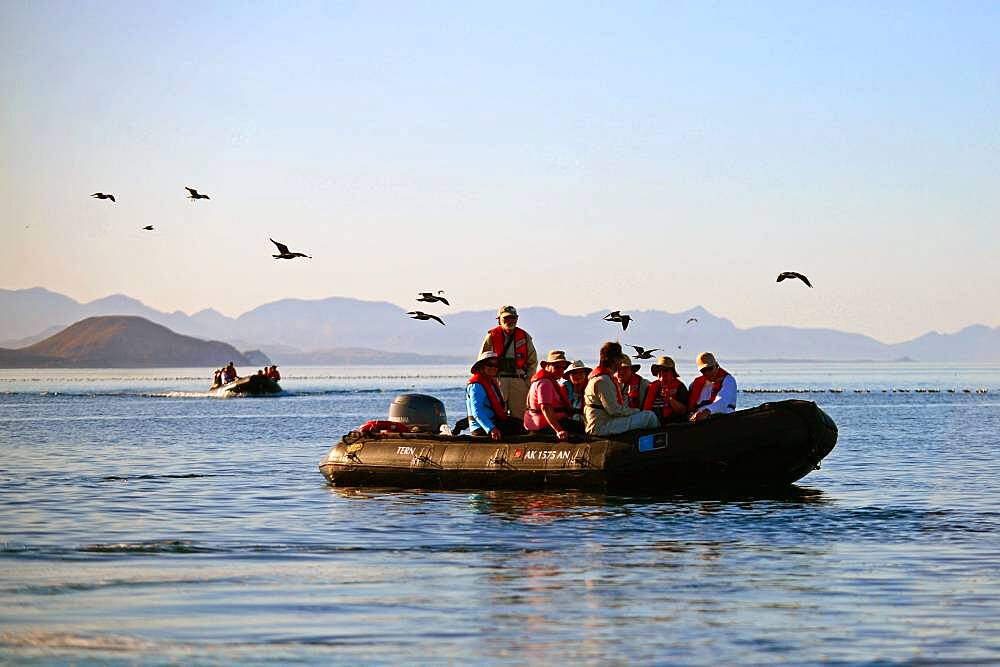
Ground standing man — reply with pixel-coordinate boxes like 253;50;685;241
480;305;537;419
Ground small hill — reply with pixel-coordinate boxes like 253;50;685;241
1;316;251;368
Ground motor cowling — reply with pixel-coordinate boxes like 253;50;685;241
387;393;447;433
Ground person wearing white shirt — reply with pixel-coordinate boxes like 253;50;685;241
688;351;737;423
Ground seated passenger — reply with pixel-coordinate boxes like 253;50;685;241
583;342;659;436
266;365;281;381
615;358;649;409
223;362;238;383
466;351;525;441
643;356;689;425
524;350;584;440
560;360;591;422
212;369;222;388
687;352;737;423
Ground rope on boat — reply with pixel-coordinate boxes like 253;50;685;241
741;388;989;394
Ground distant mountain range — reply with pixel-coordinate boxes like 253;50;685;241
2;287;999;363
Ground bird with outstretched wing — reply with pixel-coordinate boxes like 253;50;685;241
776;271;812;288
417;291;450;306
269;238;311;259
629;345;660;359
408;311;445;326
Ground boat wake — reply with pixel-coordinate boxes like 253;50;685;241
156;391;220;398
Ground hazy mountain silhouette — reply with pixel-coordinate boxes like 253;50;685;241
2;287;999;362
277;347;465;365
0;316;251;368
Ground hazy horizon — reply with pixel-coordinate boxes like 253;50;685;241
3;2;998;344
4;283;997;347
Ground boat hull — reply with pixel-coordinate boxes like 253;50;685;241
318;400;838;491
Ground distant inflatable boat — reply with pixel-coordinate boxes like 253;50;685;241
210;375;281;395
319;399;837;491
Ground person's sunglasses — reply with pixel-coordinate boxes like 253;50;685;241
700;366;716;375
483;361;499;368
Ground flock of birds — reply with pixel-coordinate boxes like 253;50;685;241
407;291;449;325
403;272;811;357
90;188;311;259
91;188;813;340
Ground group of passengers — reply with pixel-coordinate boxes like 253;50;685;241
466;305;737;441
212;361;239;387
211;362;280;386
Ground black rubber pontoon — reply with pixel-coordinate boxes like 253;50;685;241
319;399;837;491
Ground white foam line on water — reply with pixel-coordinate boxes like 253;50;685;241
0;413;342;422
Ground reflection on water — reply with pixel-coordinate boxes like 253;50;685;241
466;486;829;524
2;366;1000;663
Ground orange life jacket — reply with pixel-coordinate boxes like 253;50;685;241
489;326;528;371
468;372;508;418
688;368;731;411
527;369;572;413
588;366;624;406
644;376;684;419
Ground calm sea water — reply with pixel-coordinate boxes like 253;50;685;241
2;363;999;665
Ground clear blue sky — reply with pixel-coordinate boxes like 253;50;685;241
2;1;998;342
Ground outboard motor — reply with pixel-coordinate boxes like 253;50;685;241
388;394;447;434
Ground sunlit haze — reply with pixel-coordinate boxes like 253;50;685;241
2;1;998;343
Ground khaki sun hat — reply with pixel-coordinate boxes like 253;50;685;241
497;305;518;318
651;355;678;376
565;359;592;374
617;357;640;372
542;350;570;366
696;351;718;371
471;350;499;374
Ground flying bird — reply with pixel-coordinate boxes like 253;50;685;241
269;238;311;259
686;317;698;324
185;187;210;200
629;345;660;359
91;192;115;202
604;311;633;331
417;291;450;306
142;225;154;231
408;311;445;326
776;271;813;288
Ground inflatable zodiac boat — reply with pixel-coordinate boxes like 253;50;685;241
210;375;281;395
319;394;838;491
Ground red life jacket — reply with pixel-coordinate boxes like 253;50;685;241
489;326;528;371
358;419;412;435
588;366;624;406
644;376;684;419
688;368;731;411
527;369;572;413
468;372;508;419
618;374;642;408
